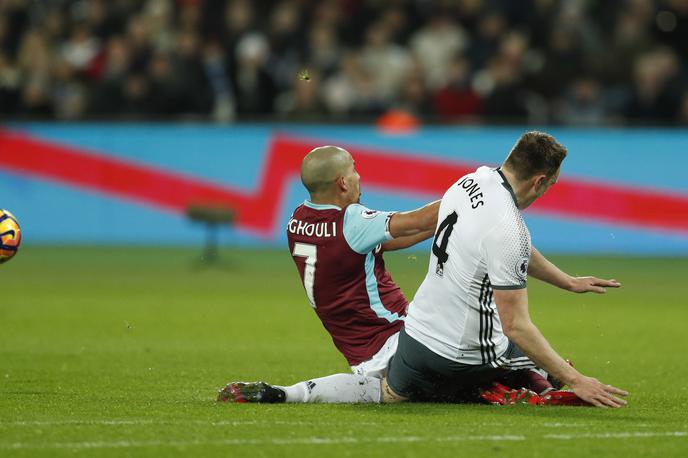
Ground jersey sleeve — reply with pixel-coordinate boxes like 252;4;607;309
342;204;395;254
483;212;531;290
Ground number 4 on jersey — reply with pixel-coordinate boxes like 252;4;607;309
432;212;458;277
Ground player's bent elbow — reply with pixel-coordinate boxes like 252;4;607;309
501;323;517;340
498;313;518;336
501;320;532;343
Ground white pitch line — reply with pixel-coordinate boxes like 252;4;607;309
0;435;525;450
4;420;159;427
0;419;509;431
542;422;590;428
545;432;688;440
542;423;652;429
1;432;686;450
1;419;380;427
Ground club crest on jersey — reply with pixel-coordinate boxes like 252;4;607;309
515;257;529;280
361;209;380;219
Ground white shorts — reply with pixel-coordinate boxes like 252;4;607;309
350;332;399;379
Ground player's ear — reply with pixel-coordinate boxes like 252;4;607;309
532;173;548;191
335;175;348;193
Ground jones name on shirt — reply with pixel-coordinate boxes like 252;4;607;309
457;176;485;209
287;218;337;237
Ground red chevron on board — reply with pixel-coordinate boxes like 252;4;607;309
0;129;260;234
258;136;688;235
0;129;687;235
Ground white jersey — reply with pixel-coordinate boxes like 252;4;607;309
405;166;531;366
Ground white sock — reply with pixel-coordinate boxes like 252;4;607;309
277;373;382;404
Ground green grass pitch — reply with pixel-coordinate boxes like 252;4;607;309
1;246;687;457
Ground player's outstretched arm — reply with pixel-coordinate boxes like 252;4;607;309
528;247;621;293
381;228;435;252
495;288;629;408
387;200;440;239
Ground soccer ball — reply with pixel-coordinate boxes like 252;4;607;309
0;209;21;264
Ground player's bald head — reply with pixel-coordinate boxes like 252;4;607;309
300;146;353;195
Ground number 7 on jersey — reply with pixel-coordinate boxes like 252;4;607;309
292;242;317;308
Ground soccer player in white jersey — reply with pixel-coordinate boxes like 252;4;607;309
382;131;629;408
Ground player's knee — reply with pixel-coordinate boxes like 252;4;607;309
381;377;408;403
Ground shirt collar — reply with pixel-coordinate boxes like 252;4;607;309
303;200;342;211
495;168;519;207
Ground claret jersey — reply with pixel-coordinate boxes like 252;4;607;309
287;201;407;366
405;166;532;367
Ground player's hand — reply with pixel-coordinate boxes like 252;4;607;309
568;276;621;294
569;375;628;408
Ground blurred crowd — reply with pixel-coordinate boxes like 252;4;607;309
2;0;688;124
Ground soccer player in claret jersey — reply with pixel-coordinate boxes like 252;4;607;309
218;145;440;403
381;131;629;408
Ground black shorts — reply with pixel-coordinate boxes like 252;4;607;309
386;328;532;402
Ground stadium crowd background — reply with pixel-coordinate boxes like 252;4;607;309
1;0;688;125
